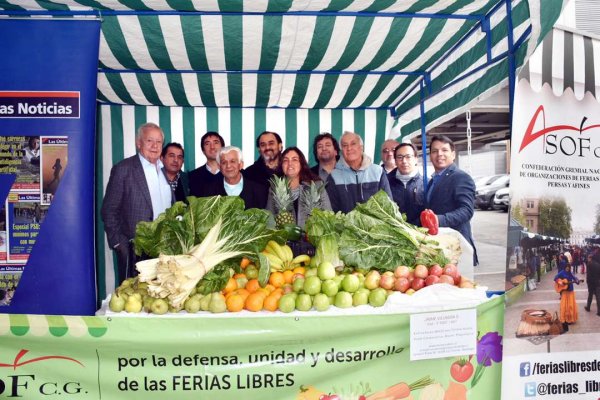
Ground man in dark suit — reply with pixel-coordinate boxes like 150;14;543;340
425;134;478;265
204;146;266;209
101;122;172;281
160;142;188;203
244;131;283;201
188;131;225;197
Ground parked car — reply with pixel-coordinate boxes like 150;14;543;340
475;174;509;210
493;187;510;211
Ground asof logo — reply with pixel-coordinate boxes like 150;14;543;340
0;349;86;397
520;362;531;377
525;382;537;397
518;105;600;157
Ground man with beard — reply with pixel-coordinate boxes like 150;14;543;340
244;131;283;206
188;131;225;197
160;142;188;203
204;146;266;209
380;138;400;174
310;132;340;181
326;131;392;213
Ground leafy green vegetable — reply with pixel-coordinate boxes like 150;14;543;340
338;191;448;271
305;209;344;268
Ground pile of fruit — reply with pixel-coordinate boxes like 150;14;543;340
108;244;476;315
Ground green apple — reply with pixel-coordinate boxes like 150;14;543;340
295;294;313;311
321;279;339;297
333;275;344;289
108;293;126;313
353;289;370;306
368;288;387;307
342;274;360;293
292;277;305;293
334;291;353;308
199;293;212;311
303;276;322;296
364;270;381;290
142;295;155;312
304;268;318;278
317;262;336;280
150;298;169;315
209;293;227;313
313;293;330;311
278;294;296;313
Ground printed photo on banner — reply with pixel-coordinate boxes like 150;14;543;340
6;193;46;263
0;266;22;306
0;135;40;191
502;78;600;399
41;136;68;205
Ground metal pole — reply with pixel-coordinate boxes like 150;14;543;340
419;80;428;186
506;0;516;121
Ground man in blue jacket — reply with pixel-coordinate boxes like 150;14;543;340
326;131;392;213
387;142;424;226
425;134;478;265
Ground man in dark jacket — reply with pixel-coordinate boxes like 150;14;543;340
326;131;392;213
585;248;600;315
425;134;478;265
387;143;424;226
160;142;188;203
204;146;266;209
310;132;339;181
188;131;225;197
243;131;283;202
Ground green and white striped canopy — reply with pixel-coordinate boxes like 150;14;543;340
0;0;564;140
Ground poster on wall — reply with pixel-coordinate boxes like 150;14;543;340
0;19;100;315
502;79;600;399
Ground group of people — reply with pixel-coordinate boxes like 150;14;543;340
102;122;478;281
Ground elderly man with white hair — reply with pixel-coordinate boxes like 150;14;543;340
326;131;392;213
203;146;267;209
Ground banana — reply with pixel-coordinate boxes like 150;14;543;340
268;240;289;262
283;245;294;262
265;241;280;256
261;251;284;270
292;254;311;266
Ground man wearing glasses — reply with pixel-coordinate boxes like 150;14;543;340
387;143;424;225
380;139;400;173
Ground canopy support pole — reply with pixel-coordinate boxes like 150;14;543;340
506;0;516;123
419;80;429;187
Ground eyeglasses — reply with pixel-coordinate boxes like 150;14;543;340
394;154;414;161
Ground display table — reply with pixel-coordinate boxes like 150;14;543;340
1;292;503;399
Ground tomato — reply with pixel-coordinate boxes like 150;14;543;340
450;359;474;382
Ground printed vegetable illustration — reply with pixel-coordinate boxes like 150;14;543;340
443;381;467;400
367;376;433;399
297;385;325;400
449;358;474;382
419;383;445;400
471;331;503;388
420;209;439;235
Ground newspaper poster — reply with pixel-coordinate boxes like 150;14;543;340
0;265;23;306
41;136;68;204
0;135;40;191
6;192;47;263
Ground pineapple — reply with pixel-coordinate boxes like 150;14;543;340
269;176;295;228
300;181;325;217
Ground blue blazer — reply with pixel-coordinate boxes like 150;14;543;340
425;163;478;265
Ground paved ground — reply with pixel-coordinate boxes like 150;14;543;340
503;265;600;355
472;208;509;291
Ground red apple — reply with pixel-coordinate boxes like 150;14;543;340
414;264;429;279
379;274;396;290
439;274;455;285
429;264;443;277
394;277;410;293
425;275;440;286
443;264;458;278
394;265;410;279
411;277;425;291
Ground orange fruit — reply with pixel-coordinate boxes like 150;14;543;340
282;270;294;284
226;294;245;312
240;257;251;269
223;277;238;294
265;284;276;293
236;288;250;300
255;288;270;298
270;288;284;299
269;272;285;288
263;294;279;311
292;266;306;276
246;279;260;293
245;292;265;312
233;273;246;279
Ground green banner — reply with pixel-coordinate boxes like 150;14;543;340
0;297;503;399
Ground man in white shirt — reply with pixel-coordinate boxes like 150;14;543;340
101;122;171;281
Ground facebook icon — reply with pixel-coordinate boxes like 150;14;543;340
520;362;531;376
525;382;536;397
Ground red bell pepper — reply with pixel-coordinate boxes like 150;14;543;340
420;209;439;235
